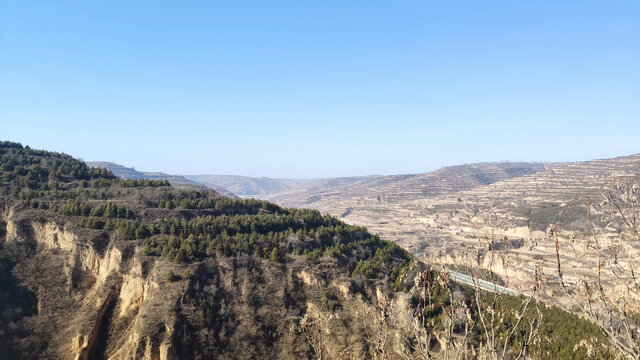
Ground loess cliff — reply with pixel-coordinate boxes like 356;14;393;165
0;141;420;360
0;207;425;359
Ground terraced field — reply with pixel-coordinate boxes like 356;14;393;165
268;154;640;308
268;162;552;206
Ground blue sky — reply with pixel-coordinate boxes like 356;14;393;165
1;1;638;178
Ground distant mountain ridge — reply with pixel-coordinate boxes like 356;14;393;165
88;161;558;201
85;161;196;184
267;161;557;207
85;161;235;196
185;174;382;198
184;174;313;197
187;163;557;202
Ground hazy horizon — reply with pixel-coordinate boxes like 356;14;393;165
79;151;634;180
2;1;639;178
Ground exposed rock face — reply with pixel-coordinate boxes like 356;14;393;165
0;206;423;360
0;208;174;359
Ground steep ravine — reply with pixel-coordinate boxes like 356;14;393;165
81;286;120;360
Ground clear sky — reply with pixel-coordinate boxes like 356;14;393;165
1;1;639;178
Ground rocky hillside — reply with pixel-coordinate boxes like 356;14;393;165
0;142;417;359
0;142;621;359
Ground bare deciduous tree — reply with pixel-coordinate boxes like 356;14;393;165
470;232;543;360
553;180;640;359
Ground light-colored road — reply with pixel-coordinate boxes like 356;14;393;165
447;270;523;297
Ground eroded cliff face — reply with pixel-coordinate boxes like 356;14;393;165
0;206;181;359
0;205;422;360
